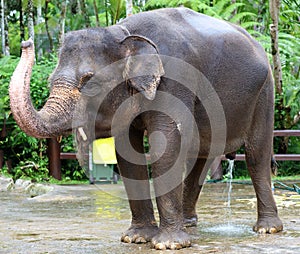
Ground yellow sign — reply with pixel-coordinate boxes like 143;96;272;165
92;137;117;164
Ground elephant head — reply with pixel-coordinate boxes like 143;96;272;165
9;27;164;141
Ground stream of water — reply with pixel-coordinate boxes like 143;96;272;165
202;159;252;236
226;159;235;220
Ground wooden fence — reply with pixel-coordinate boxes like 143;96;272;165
48;130;300;180
222;130;300;161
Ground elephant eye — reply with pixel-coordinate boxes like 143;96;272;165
80;81;101;97
78;72;94;91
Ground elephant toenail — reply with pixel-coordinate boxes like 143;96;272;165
123;236;131;243
155;243;166;250
258;228;266;234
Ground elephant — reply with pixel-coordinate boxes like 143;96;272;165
9;7;283;250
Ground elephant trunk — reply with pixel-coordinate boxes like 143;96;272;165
9;39;81;138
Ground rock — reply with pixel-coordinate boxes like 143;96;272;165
0;176;14;191
0;176;53;197
15;179;32;189
25;183;53;198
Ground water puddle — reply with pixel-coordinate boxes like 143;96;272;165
200;222;254;237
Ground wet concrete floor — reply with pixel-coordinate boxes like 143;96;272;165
0;180;299;253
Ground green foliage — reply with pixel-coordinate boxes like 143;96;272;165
146;0;260;27
277;161;300;177
107;0;126;24
1;130;49;182
0;56;19;119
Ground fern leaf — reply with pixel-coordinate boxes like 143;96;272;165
240;21;261;29
214;0;231;15
229;12;257;24
220;3;245;20
198;2;220;18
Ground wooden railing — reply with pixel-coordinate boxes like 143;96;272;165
224;130;300;161
48;130;300;179
222;154;300;161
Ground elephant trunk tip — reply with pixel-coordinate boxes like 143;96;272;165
21;38;34;49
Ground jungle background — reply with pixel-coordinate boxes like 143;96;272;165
0;0;299;182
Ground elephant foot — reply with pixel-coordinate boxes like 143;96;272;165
253;216;283;234
121;224;158;244
183;216;198;227
151;229;191;250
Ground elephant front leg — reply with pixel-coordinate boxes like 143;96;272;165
120;199;158;243
116;130;158;244
148;126;191;250
152;184;191;250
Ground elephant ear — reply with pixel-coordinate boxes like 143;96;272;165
121;35;164;100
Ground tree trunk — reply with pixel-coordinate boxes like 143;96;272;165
4;0;9;55
139;0;146;7
27;0;34;41
93;0;100;26
19;0;25;43
1;0;9;55
126;0;133;17
269;0;282;95
36;0;43;60
1;0;5;55
231;0;237;16
80;0;91;28
269;0;289;153
77;0;82;14
59;0;68;45
105;0;109;26
45;0;53;52
113;0;122;24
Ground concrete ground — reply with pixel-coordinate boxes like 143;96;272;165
0;179;299;253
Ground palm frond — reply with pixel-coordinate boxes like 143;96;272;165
229;11;257;24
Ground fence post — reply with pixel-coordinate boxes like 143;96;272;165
47;138;62;180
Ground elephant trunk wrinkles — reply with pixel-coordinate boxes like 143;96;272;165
9;39;81;138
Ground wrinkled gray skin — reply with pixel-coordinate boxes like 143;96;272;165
10;7;283;250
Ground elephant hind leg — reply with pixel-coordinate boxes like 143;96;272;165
245;138;283;233
245;86;283;234
183;158;214;227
